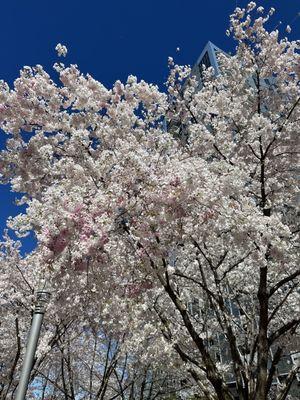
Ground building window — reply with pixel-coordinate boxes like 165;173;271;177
200;51;211;69
198;51;211;82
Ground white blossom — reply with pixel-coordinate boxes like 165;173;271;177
55;42;68;57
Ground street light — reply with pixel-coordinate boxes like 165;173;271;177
15;290;51;400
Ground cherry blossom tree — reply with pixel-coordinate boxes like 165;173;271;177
0;235;185;400
0;2;299;400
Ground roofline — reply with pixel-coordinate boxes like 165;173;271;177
194;41;228;75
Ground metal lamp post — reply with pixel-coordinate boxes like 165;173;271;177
15;290;51;400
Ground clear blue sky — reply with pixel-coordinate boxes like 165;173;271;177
0;0;299;252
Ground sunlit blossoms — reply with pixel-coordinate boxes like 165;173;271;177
0;3;299;400
55;43;68;57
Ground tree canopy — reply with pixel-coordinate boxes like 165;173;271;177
0;3;299;399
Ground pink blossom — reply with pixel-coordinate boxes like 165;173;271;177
73;258;88;272
126;280;153;298
170;176;180;187
47;228;70;255
72;204;84;214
